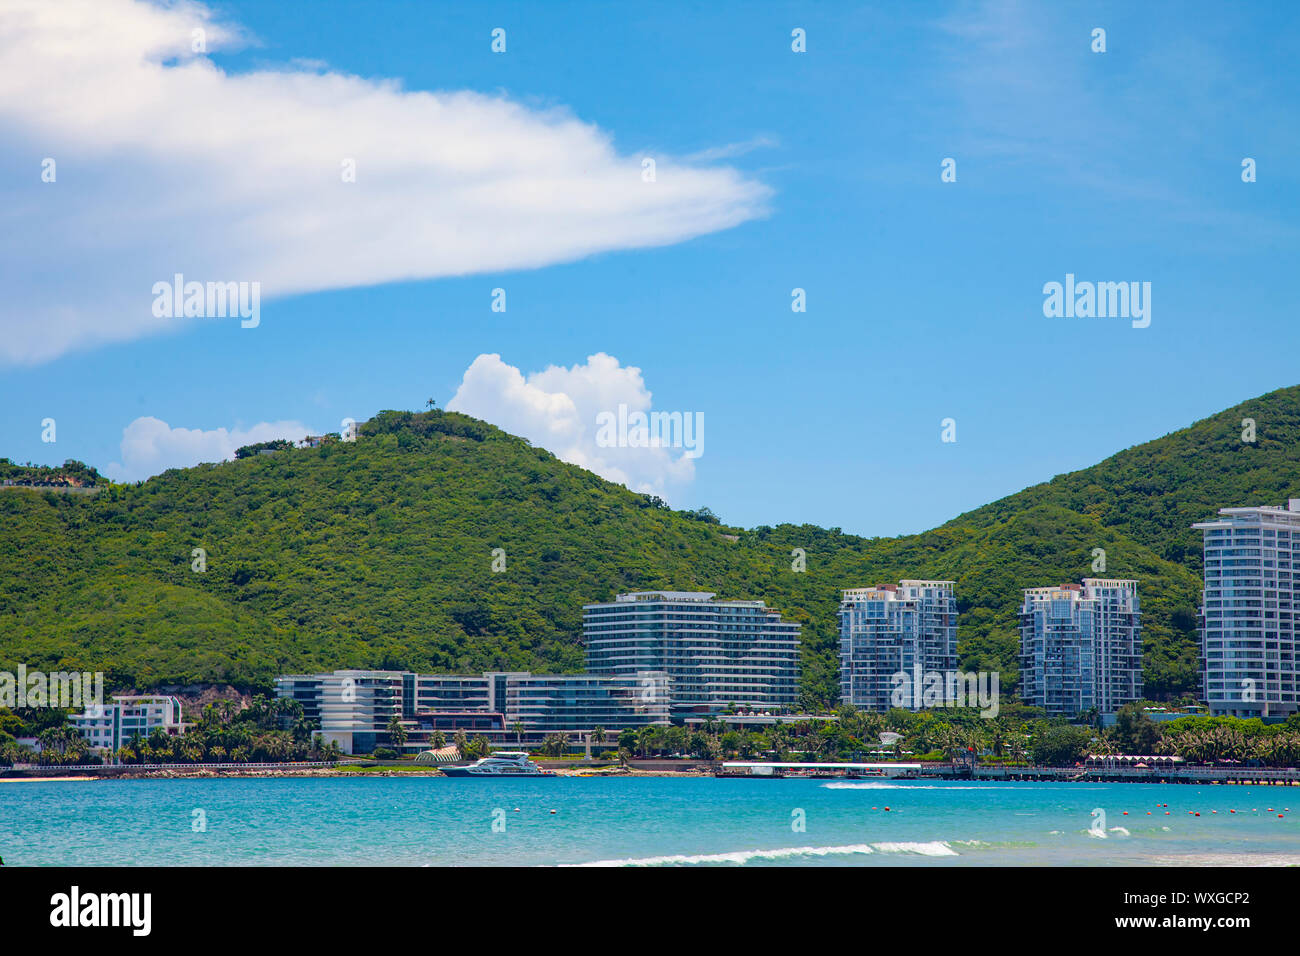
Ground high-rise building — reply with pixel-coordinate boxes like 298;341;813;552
582;591;801;716
839;580;957;711
1193;501;1300;719
1019;578;1142;719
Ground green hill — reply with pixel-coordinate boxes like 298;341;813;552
3;386;1298;707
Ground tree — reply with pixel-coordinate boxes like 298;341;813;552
1028;726;1092;767
386;715;408;754
1112;703;1161;754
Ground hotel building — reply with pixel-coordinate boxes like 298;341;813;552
582;591;801;716
275;669;671;754
1019;578;1142;719
70;694;187;754
1193;501;1300;719
839;580;958;711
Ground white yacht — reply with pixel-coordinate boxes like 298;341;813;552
441;751;556;777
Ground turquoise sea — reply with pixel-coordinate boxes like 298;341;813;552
2;778;1299;866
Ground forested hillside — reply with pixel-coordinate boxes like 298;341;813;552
3;385;1297;706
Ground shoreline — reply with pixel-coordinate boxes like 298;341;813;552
0;767;708;781
5;767;1300;783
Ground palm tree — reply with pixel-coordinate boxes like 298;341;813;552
386;715;408;754
511;722;525;747
592;726;606;752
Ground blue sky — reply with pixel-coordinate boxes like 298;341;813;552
2;0;1298;537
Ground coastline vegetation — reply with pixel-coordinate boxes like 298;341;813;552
604;703;1300;769
0;696;342;766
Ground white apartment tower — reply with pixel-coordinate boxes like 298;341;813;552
583;591;801;716
1019;578;1142;719
839;580;957;711
1193;501;1300;719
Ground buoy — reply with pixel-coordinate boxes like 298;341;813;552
1230;809;1236;813
549;809;557;814
884;806;891;811
1122;811;1128;815
1195;812;1200;816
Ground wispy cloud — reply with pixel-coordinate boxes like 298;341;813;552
0;0;771;365
685;136;779;163
931;0;1299;236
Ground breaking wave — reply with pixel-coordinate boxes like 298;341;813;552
566;840;959;866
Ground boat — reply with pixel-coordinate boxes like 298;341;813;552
441;751;557;777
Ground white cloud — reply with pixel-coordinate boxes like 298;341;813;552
0;0;770;364
447;353;698;497
106;416;316;482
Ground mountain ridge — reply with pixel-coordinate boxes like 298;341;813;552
3;386;1298;706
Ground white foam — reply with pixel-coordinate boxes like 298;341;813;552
566;843;879;867
566;840;963;866
871;841;959;856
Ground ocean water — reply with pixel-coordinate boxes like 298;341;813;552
2;777;1299;866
